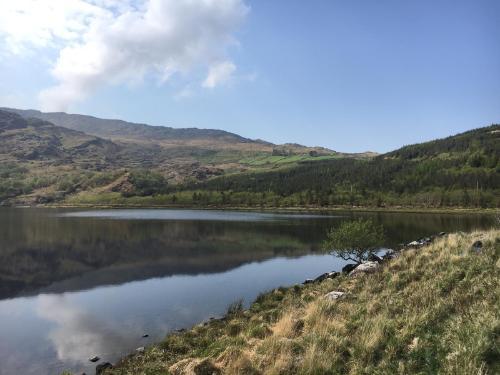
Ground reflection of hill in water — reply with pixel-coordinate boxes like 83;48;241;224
0;210;323;299
0;209;494;299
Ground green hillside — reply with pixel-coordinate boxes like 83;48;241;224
180;125;500;208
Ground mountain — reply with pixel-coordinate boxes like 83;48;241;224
3;108;351;157
2;107;253;146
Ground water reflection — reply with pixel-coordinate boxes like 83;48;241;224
0;209;494;299
37;295;132;366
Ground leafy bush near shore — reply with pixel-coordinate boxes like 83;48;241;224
104;229;500;375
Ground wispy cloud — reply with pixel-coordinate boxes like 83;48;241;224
0;0;249;111
202;60;237;89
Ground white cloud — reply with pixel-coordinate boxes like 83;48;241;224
36;295;135;364
0;0;249;111
202;60;236;89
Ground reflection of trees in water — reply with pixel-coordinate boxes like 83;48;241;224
0;212;320;298
0;209;494;299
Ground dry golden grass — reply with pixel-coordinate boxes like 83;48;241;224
104;229;499;375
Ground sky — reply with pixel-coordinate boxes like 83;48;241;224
0;0;499;153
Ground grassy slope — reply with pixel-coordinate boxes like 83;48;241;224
104;229;499;375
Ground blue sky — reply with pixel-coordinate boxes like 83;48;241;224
0;0;499;152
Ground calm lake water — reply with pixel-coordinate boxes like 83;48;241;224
0;208;495;375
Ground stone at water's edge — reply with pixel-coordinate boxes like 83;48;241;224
96;362;113;374
349;261;379;277
368;253;383;263
342;263;357;273
314;271;339;283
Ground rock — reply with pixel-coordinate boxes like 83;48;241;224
327;271;339;279
314;273;329;283
307;271;339;284
408;240;420;247
367;253;383;263
349;261;379;277
136;346;145;353
324;291;345;301
382;249;395;258
96;362;113;374
383;250;400;260
472;240;483;250
422;237;432;244
89;356;100;363
342;263;357;273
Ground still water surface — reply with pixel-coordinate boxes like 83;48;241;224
0;208;494;375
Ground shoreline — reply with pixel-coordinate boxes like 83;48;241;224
7;203;499;215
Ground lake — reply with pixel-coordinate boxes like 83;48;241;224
0;208;495;375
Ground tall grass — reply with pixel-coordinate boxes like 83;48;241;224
105;229;499;375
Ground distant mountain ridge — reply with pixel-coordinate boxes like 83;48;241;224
2;108;276;146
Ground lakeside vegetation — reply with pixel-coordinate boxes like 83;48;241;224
99;229;499;375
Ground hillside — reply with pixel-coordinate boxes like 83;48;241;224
99;229;500;375
2;108;352;158
176;125;500;208
2;108;254;146
1;108;498;208
0;109;358;204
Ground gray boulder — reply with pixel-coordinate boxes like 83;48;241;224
324;291;345;301
349;261;379;277
314;271;339;283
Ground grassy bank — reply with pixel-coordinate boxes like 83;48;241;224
99;229;499;375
